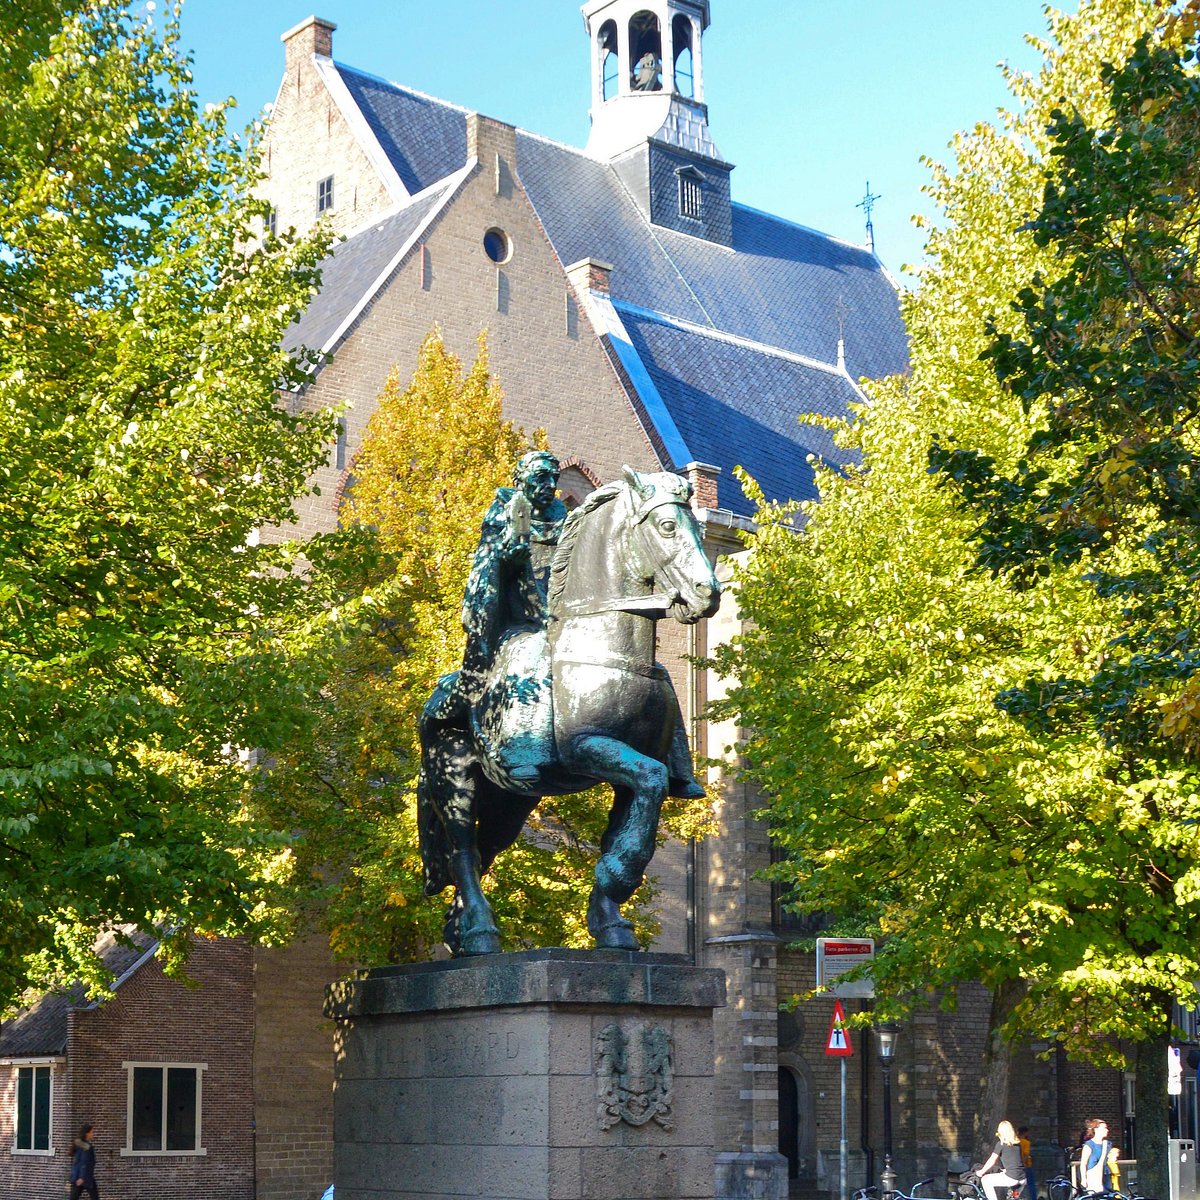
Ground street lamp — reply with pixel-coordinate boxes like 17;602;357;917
876;1022;899;1200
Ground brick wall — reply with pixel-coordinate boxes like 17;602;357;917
63;937;255;1200
0;1058;69;1200
253;937;343;1200
261;17;395;242
1057;1051;1123;1154
261;54;665;546
773;954;1125;1195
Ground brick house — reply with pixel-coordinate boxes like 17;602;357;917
0;931;339;1200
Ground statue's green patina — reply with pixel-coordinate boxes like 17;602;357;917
417;453;721;954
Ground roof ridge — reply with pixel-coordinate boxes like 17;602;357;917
328;60;898;278
331;61;599;166
612;299;845;377
332;61;477;118
333;173;458;244
731;199;881;258
514;125;598;162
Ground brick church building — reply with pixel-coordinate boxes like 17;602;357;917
2;4;1162;1199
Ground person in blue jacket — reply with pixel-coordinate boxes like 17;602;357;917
70;1122;98;1200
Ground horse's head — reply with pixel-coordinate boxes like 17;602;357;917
621;466;721;624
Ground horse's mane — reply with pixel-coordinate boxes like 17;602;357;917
547;481;625;608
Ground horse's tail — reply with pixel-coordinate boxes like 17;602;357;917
417;681;456;897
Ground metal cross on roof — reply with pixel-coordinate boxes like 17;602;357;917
857;181;882;252
857;181;881;225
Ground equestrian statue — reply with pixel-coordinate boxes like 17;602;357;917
417;451;722;954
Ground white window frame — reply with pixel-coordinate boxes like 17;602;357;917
5;1058;59;1156
120;1061;207;1157
317;174;334;215
677;168;703;221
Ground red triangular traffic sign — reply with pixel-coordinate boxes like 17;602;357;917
826;999;853;1057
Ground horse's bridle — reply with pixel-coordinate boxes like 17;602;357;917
559;491;692;619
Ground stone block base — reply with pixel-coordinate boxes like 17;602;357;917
326;949;726;1200
715;1151;789;1200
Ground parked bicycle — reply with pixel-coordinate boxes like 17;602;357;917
855;1178;977;1200
1044;1174;1153;1200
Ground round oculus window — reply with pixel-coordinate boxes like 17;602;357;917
483;227;512;264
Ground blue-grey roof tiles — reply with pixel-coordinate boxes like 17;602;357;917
618;307;856;517
335;66;468;195
297;63;908;511
0;930;158;1058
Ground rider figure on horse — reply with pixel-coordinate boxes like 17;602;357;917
427;449;704;799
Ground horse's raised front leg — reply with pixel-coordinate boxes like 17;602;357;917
432;726;501;955
582;785;638;950
563;733;667;929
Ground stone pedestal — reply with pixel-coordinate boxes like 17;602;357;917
325;949;725;1200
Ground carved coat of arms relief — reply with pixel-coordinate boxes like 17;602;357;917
594;1022;674;1131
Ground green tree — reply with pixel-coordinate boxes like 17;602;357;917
266;332;681;964
0;1;337;1004
712;0;1191;1183
931;3;1200;1175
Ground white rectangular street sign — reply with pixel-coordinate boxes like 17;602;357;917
816;937;876;999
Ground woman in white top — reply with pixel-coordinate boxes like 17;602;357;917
979;1120;1025;1200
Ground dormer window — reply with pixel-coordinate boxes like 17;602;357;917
677;167;703;220
317;175;334;215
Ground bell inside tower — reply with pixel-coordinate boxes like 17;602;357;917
583;0;721;167
629;11;663;92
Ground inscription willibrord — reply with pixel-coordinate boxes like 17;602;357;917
595;1022;674;1131
378;1027;522;1074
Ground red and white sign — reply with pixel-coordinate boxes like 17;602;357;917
816;937;875;999
826;999;853;1057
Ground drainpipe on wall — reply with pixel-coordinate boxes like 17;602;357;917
862;1000;874;1190
686;618;700;964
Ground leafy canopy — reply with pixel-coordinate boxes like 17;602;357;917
0;0;336;1005
714;0;1199;1071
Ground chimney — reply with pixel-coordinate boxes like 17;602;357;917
565;257;614;296
686;461;720;512
281;15;336;67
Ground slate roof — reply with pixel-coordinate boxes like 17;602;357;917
300;63;909;511
337;67;469;196
618;307;858;517
512;133;907;384
0;929;158;1058
288;178;459;354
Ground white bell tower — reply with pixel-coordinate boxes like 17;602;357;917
581;0;723;162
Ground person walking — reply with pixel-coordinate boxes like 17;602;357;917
70;1122;99;1200
1018;1125;1037;1200
979;1120;1025;1200
1079;1119;1114;1193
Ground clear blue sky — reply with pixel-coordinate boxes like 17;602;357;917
176;0;1058;284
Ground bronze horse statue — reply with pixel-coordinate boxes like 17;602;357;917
417;467;721;954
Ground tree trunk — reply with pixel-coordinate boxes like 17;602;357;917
974;978;1024;1157
1135;1003;1172;1200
